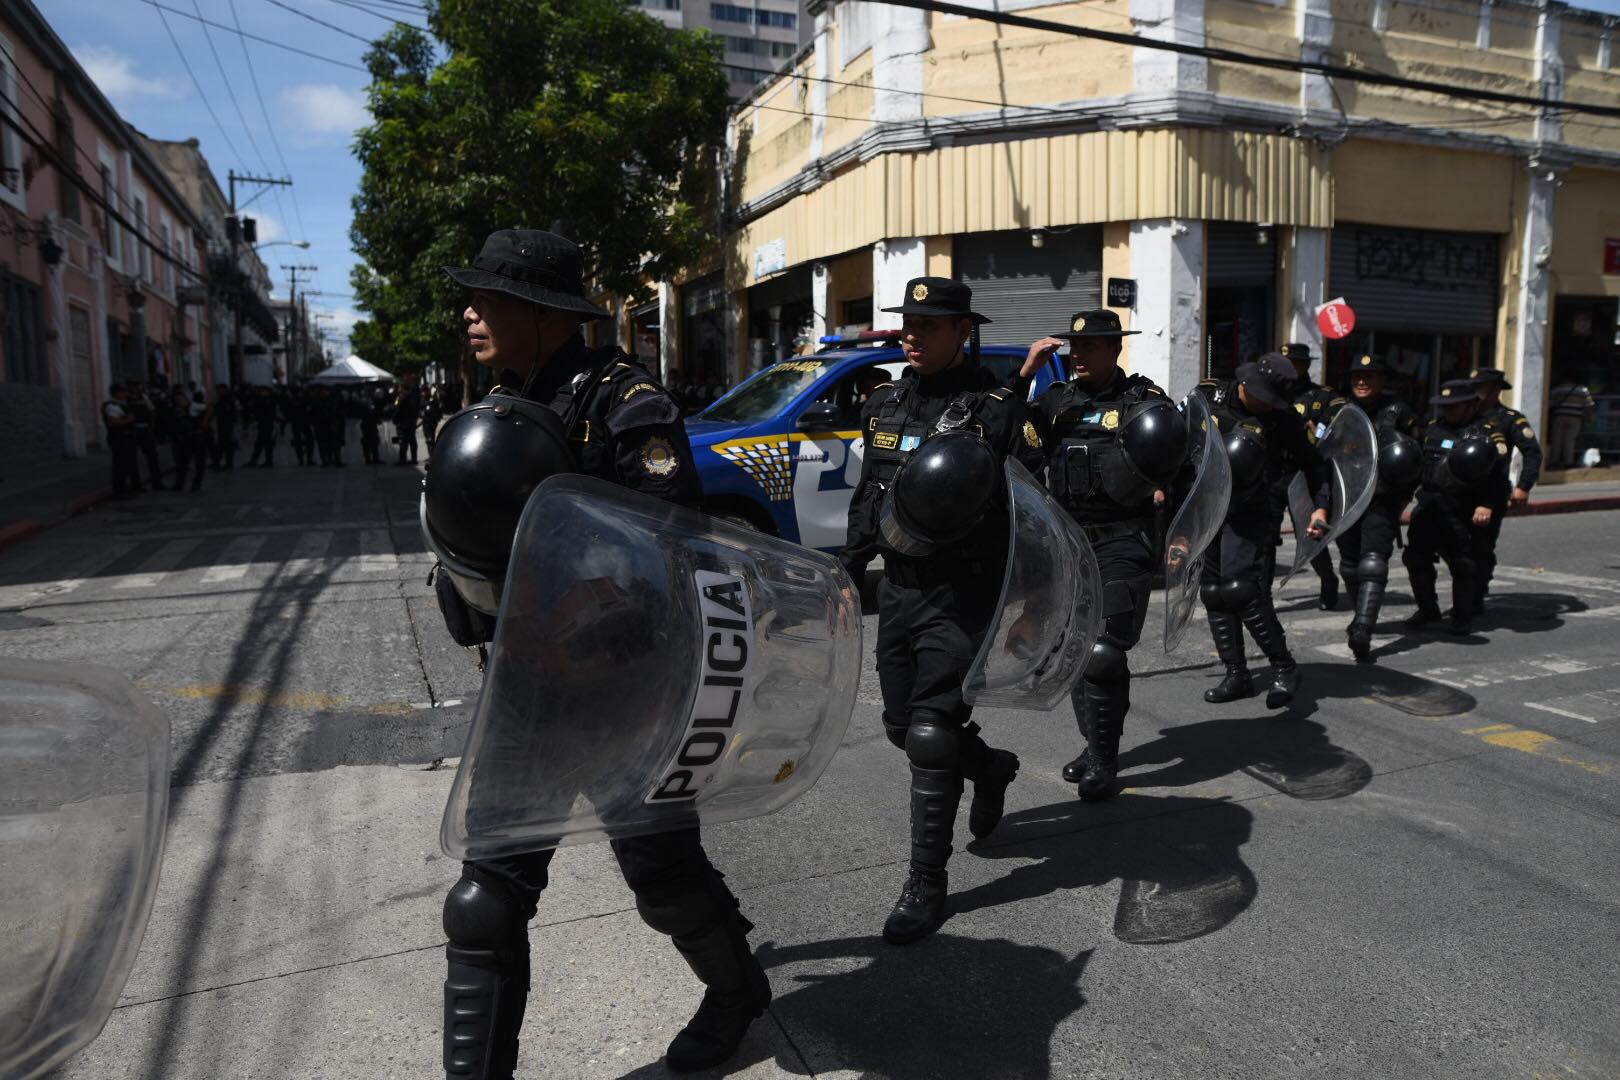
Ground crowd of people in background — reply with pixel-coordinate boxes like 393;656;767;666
100;374;460;499
668;375;731;416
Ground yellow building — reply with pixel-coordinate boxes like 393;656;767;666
653;0;1620;471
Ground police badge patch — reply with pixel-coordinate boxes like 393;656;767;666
640;435;679;477
1101;410;1120;431
1023;420;1041;449
912;282;929;301
1072;315;1086;333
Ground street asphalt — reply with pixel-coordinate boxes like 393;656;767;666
3;443;1619;1080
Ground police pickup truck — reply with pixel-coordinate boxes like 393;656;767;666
685;331;1065;552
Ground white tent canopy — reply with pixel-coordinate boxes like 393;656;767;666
308;355;395;385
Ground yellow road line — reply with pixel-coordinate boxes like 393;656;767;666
138;681;414;717
1461;721;1611;776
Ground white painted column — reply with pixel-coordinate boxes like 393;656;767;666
657;280;678;381
1512;163;1557;429
1130;219;1205;399
1286;226;1329;379
1132;0;1208;98
872;5;928;123
1296;0;1335;119
810;260;831;343
808;6;831;160
872;237;929;320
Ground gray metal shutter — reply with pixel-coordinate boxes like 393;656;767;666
1206;222;1276;287
1330;225;1499;334
955;228;1103;346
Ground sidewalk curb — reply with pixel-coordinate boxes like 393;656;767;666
0;486;113;555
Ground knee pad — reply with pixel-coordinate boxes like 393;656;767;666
1216;578;1259;613
882;715;909;750
1084;639;1130;683
1199;582;1224;611
443;873;528;951
1356;553;1388;584
905;719;959;770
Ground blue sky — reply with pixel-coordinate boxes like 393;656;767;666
36;0;422;357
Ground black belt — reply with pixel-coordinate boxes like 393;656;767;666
1074;518;1153;542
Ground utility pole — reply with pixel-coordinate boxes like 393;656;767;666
282;263;318;379
227;170;292;385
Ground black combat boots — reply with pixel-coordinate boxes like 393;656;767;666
1203;610;1253;703
959;726;1019;840
884;766;961;945
1239;592;1301;709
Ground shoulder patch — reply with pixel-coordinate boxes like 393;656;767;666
639;435;680;477
622;382;659;403
986;389;1009;401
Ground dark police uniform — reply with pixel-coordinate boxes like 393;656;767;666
1269;343;1346;607
1402;379;1510;635
1470;366;1542;607
169;393;208;491
841;276;1024;945
1334;354;1422;660
433;229;761;1078
127;384;166;491
210;386;237;470
395;384;422;464
245;388;278;467
1194;354;1331;708
102;389;141;496
1024;308;1170;801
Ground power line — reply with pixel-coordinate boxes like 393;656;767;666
138;1;369;72
262;0;373;44
323;0;429;30
192;0;275;176
873;0;1620;120
154;5;246;168
229;0;311;248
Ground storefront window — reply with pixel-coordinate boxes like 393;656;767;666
681;273;728;387
1549;296;1619;470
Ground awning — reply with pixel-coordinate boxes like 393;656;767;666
308;355;395;385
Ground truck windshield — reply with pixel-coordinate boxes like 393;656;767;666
699;358;839;424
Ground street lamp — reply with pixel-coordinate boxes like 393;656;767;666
253;240;312;251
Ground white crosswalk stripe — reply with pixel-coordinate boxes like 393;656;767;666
113;538;204;590
358;529;398;573
201;535;269;583
289;530;334;567
0;540;139;608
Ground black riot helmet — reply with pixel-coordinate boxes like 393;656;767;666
420;391;577;615
1223;426;1267;489
1446;434;1495;485
1117;400;1187;486
879;431;1003;556
1377;433;1423;489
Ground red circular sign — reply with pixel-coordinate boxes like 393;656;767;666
1318;301;1356;340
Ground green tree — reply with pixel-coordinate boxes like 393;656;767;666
348;0;729;387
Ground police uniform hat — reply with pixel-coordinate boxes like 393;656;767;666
1349;354;1395;375
444;228;611;320
1057;309;1139;339
880;277;991;324
1468;366;1512;389
1234;352;1297;411
1429;379;1479;406
1282;342;1314;363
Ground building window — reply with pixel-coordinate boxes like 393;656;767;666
99;162;122;264
759;9;796;28
3;271;48;386
724;35;798;57
159;220;173;295
641;0;681;8
133;192;151;282
0;38;24;207
711;4;754;22
54;102;81;224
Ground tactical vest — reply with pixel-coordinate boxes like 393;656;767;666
519;347;631;481
1293;382;1339;446
864;385;983;490
1045;380;1160;522
1202;380;1270;493
1420;420;1492;495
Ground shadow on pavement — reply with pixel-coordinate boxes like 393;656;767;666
1290;662;1477;719
1121;713;1374;801
955;794;1258;945
620;934;1090;1079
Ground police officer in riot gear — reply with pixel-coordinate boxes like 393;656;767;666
425;228;768;1077
1194;354;1332;708
1403;379;1510;636
1273;343;1346;609
1469;367;1542;607
1018;309;1179;802
1334;355;1422;661
841;276;1025;945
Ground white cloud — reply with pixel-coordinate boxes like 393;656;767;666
249;211;284;244
74;46;182;104
280;83;369;139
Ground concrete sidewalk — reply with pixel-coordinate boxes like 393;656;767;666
0;451;112;553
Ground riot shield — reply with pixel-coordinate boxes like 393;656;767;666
1;660;168;1080
1282;404;1378;588
963;457;1103;712
442;474;861;861
1164;392;1233;652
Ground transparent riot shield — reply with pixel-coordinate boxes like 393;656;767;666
1164;392;1233;652
1;660;169;1080
1282;404;1378;588
963;458;1103;712
442;474;861;861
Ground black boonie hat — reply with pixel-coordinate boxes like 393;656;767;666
880;277;990;324
1283;342;1315;363
1468;366;1512;389
1057;308;1139;339
1430;379;1479;406
444;229;611;320
1235;352;1296;410
1349;354;1394;375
